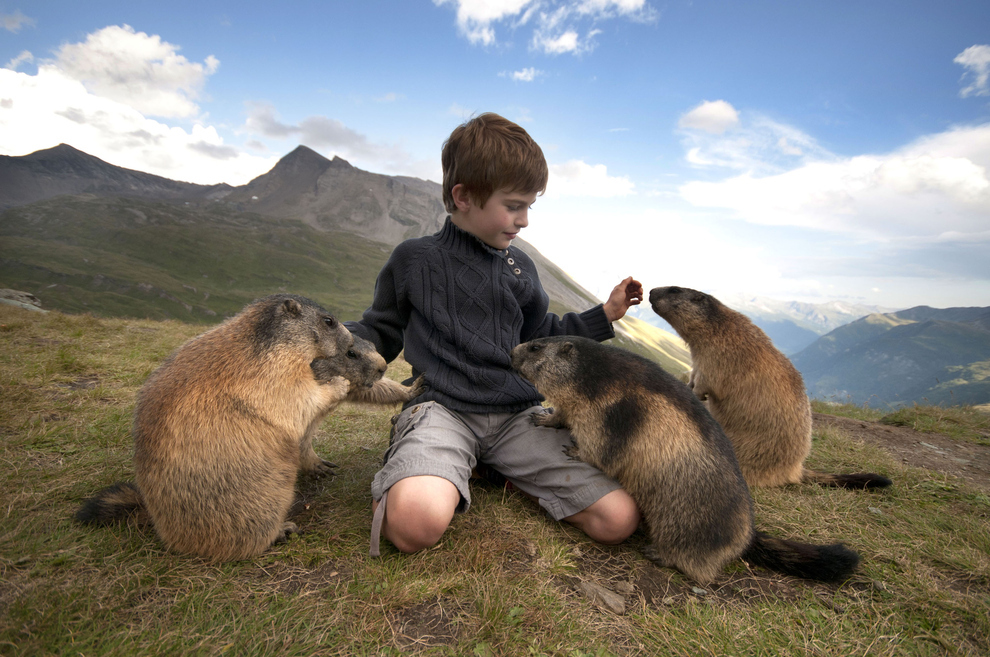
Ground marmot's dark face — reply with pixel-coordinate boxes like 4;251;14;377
252;294;354;359
649;286;721;335
511;337;577;388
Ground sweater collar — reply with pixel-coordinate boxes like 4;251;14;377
438;216;512;258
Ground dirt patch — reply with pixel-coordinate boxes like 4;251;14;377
248;560;349;595
387;595;474;650
813;412;990;494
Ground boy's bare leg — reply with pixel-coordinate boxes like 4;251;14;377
373;475;461;553
564;489;640;545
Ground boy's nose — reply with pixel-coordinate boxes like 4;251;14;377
517;210;529;227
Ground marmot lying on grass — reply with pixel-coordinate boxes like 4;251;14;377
649;286;891;490
511;336;860;584
76;295;419;562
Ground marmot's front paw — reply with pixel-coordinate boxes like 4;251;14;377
562;442;580;460
407;374;427;399
322;375;350;395
532;408;567;429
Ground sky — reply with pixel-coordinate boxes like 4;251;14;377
1;0;989;310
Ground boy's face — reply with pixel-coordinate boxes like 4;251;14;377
450;185;537;250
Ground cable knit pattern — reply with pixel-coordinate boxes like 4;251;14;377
346;217;614;413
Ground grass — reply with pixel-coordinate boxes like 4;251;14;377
2;305;989;656
812;399;990;447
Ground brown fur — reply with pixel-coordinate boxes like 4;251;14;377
649;286;891;490
77;295;417;562
511;336;860;584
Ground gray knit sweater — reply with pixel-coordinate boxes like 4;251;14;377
345;217;615;414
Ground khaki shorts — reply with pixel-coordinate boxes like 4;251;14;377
371;401;623;520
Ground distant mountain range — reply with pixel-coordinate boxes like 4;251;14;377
0;144;690;374
791;306;990;408
629;294;892;356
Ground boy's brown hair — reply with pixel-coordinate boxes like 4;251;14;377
441;112;549;213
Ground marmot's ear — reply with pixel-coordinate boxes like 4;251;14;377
282;298;303;317
559;342;574;356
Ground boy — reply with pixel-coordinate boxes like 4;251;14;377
346;112;642;555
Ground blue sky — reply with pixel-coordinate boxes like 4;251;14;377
2;0;989;310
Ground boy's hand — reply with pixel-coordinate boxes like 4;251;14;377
603;276;643;322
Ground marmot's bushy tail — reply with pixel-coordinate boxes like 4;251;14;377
75;482;150;526
802;469;892;489
742;531;860;582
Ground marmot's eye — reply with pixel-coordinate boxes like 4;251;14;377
529;343;543;352
346;350;358;359
324;316;338;328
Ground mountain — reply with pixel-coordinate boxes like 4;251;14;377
720;295;896;355
222;146;447;246
628;293;891;355
0;144;691;374
0;144;231;211
791;306;990;407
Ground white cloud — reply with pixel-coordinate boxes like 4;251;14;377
434;0;534;45
435;0;654;54
4;49;33;71
2;10;34;33
679;123;990;241
678;100;739;135
0;66;276;185
545;159;634;198
502;66;542;81
532;29;584;54
52;24;219;119
955;44;990;98
679;107;831;173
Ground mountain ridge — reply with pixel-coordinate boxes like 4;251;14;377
0;143;231;210
0;144;691;373
792;306;990;407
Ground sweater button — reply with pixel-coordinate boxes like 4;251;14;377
513;268;521;275
507;258;515;265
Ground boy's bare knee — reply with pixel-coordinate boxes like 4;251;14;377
386;513;449;553
566;489;640;545
378;475;460;553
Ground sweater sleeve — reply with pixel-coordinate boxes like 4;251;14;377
514;248;615;343
522;303;615;343
344;244;412;364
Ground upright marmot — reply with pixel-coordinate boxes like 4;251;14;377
76;295;419;562
649;286;891;490
511;336;860;584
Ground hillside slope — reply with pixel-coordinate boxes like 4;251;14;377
793;307;990;407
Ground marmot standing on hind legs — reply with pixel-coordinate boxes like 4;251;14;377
76;295;420;562
511;336;860;584
649;285;892;490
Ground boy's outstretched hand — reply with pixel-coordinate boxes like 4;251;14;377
603;276;644;322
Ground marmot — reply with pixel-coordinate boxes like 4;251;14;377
649;286;892;490
511;336;860;584
307;335;424;473
76;295;418;562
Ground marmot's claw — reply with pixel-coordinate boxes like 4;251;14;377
312;459;338;477
273;521;300;545
408;374;427;398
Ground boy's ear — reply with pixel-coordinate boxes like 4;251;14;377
451;184;472;212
